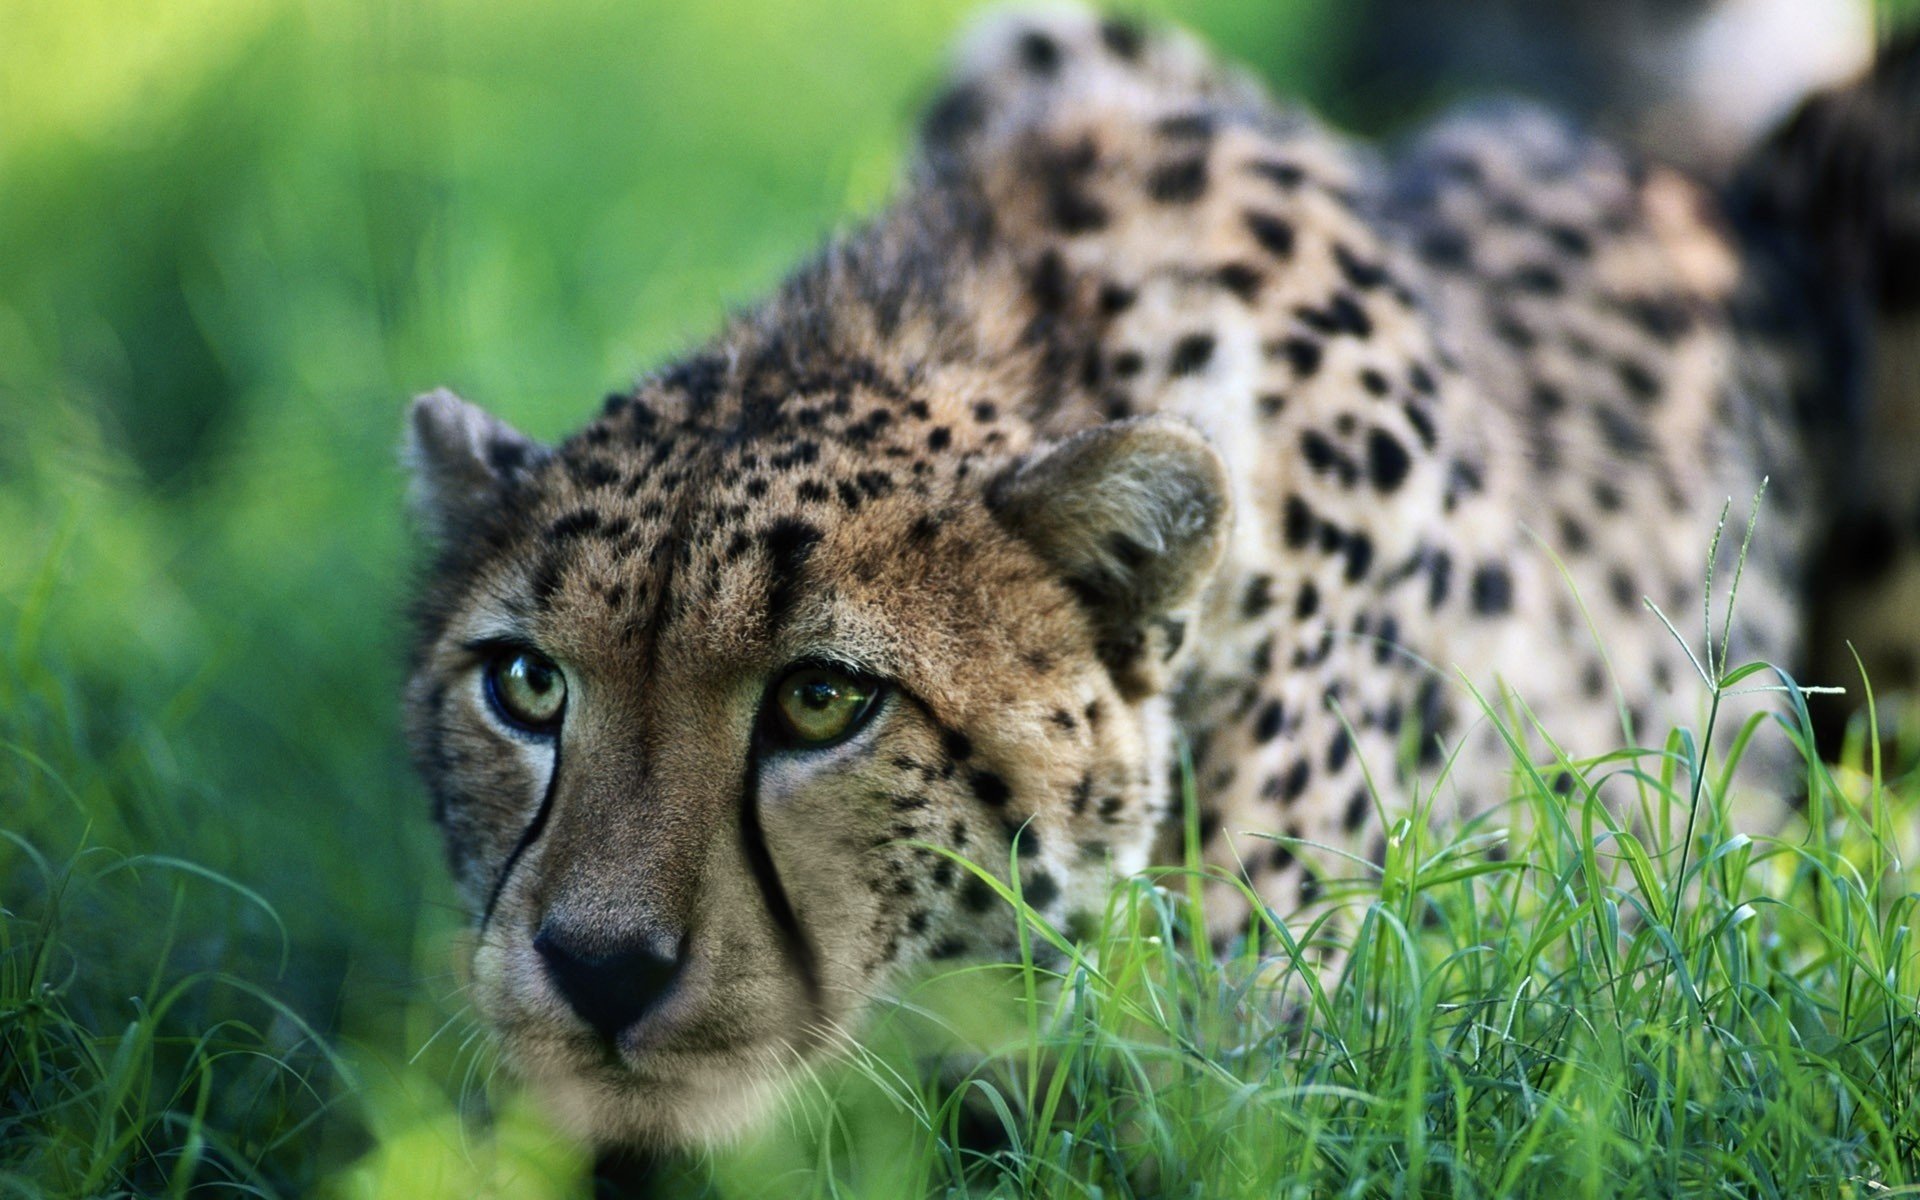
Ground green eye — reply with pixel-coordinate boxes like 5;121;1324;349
768;666;879;748
485;649;567;734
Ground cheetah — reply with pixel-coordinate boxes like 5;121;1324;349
401;7;1915;1149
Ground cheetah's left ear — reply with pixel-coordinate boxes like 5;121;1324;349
405;388;550;544
991;415;1231;699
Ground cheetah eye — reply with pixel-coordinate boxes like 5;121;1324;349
764;665;880;750
484;648;567;735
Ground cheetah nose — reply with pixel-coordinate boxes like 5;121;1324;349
533;921;684;1043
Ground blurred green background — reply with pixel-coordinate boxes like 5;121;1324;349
5;0;1916;1195
0;2;1343;1193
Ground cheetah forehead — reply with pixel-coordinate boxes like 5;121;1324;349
416;351;1071;677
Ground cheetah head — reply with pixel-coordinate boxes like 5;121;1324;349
400;372;1228;1147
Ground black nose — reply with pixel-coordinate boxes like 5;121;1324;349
534;922;683;1043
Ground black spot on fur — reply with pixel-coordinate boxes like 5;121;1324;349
1557;512;1590;554
1017;30;1061;74
1029;250;1069;311
1023;870;1060;908
1343;532;1373;582
1168;334;1215;376
1294;580;1319;619
1050;186;1109;234
662;354;727;404
961;874;996;913
574;458;619;488
1365;428;1411;491
548;509;601;540
1342;787;1370;832
1470;563;1513;615
1616;295;1692;342
484;437;530;477
1296;294;1373;339
1245;212;1296;258
1212;564;1259;618
1426;550;1453;610
908;514;943;543
1491;310;1536;349
1301;430;1342;474
1512;263;1563;295
1414;677;1447;766
1248;159;1305;188
1276;336;1322;378
1284;494;1315;548
1545;222;1592;257
1155;112;1215;139
1327;731;1351;774
1417;227;1471;269
1148;158;1209;203
970;771;1011;808
1608;567;1639;611
1216;262;1264;302
1099;18;1144;60
770;440;821;470
1596;406;1650;456
1403;403;1436;449
1254;700;1284;743
923;85;987;147
1008;817;1042;857
1334;243;1390;290
1581;659;1606;699
943;729;974;761
1616;358;1660;404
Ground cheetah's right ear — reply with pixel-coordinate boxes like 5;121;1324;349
991;415;1231;699
405;389;549;543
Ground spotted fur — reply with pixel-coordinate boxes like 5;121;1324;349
400;8;1905;1148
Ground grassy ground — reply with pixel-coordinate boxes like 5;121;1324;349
2;1;1917;1196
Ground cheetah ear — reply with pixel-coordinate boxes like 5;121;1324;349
405;388;549;543
991;415;1231;699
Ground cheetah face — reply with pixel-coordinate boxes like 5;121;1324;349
400;386;1228;1146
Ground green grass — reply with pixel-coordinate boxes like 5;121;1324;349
4;0;1919;1196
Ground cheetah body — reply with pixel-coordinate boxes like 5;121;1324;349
402;8;1828;1146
